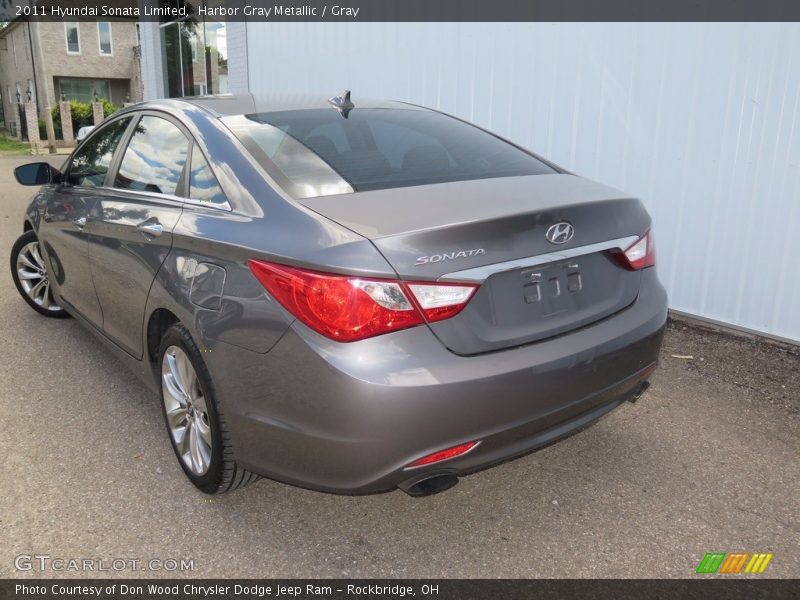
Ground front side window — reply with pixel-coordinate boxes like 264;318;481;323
188;146;227;205
224;108;556;199
68;118;131;187
65;22;80;54
115;116;189;196
97;22;112;56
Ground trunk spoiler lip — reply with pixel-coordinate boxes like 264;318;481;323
437;235;640;283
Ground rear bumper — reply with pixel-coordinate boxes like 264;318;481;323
206;269;668;494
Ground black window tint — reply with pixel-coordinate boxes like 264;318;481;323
367;120;456;175
68;118;131;187
304;121;350;154
115;116;189;195
189;145;227;206
226;108;556;198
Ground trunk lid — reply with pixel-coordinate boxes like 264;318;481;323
301;174;651;354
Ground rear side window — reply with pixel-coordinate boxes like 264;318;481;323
224;108;555;199
114;116;189;196
68;117;131;187
188;145;227;206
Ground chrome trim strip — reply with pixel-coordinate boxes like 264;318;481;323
103;187;232;212
437;235;640;283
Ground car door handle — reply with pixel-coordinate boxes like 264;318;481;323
137;221;163;238
73;217;87;229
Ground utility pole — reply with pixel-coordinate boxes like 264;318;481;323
28;20;57;154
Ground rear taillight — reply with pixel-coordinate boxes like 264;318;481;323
247;259;478;342
613;230;656;270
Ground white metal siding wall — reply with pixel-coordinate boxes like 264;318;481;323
139;21;165;100
225;22;249;94
246;22;800;342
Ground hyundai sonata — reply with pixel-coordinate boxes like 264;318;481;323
10;92;667;496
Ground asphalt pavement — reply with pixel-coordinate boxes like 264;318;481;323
0;155;797;578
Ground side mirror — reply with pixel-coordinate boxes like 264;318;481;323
14;162;60;186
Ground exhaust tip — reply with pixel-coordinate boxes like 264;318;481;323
400;473;459;497
630;380;651;403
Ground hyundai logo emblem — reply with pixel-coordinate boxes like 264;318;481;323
545;222;575;245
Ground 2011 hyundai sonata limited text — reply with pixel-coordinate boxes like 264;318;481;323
10;93;667;496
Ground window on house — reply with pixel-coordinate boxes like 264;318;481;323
162;14;227;98
65;22;80;54
97;22;112;55
59;79;110;103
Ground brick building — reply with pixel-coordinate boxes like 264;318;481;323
0;20;142;138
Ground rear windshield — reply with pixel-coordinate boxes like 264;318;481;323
223;108;556;199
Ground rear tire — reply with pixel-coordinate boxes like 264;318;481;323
158;323;259;494
10;230;70;318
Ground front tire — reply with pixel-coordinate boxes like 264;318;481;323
10;230;70;318
158;323;259;494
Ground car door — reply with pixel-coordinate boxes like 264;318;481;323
38;116;133;325
87;113;190;358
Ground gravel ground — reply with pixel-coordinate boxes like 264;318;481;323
0;155;797;579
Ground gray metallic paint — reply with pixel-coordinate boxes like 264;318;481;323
21;94;668;494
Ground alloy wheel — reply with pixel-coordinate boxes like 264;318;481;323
15;241;61;312
161;345;213;475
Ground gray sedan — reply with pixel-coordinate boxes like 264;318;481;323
10;93;667;496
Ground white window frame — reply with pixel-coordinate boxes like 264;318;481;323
97;22;113;57
64;22;81;55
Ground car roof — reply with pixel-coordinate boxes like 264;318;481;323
113;94;432;127
180;93;424;117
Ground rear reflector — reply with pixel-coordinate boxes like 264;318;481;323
405;441;480;469
613;230;656;270
247;259;478;342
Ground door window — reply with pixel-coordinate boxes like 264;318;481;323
67;117;131;187
188;145;227;206
114;116;189;196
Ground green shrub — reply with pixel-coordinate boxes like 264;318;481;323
38;118;63;141
51;99;118;140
